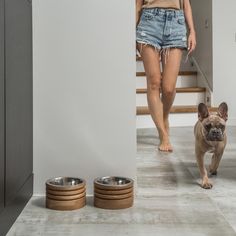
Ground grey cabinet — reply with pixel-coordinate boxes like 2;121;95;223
5;0;33;205
0;0;33;235
0;0;4;215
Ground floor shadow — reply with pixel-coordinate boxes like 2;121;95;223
31;196;46;208
137;137;158;146
85;196;94;207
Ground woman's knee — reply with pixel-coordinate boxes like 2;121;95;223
147;75;161;91
162;85;175;97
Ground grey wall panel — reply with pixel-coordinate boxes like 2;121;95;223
5;0;32;204
0;0;33;234
0;174;33;236
0;0;5;213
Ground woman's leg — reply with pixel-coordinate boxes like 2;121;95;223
137;43;171;152
161;48;183;136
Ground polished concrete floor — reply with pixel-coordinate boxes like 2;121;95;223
7;127;236;236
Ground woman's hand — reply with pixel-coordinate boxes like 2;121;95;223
183;0;196;55
187;30;196;55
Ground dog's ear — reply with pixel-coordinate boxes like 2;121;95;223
218;102;228;121
198;103;209;121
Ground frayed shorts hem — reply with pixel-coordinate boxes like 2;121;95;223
136;39;161;52
162;45;187;49
136;40;187;52
136;40;188;63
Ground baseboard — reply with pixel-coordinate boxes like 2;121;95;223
0;173;33;236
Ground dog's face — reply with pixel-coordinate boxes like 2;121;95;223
198;102;228;142
202;115;226;141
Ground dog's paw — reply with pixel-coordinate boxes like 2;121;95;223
201;180;213;189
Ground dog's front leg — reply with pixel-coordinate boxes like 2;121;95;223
209;142;226;175
195;149;213;189
209;153;221;176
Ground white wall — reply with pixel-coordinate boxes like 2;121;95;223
213;0;236;124
191;0;213;90
33;0;136;195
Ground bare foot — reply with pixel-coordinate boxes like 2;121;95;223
158;135;173;152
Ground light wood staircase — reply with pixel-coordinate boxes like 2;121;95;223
136;56;217;128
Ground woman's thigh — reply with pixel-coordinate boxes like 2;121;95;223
137;43;161;86
161;48;183;91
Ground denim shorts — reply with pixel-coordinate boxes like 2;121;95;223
136;7;187;52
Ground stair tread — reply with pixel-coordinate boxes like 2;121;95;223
137;105;217;115
137;87;206;94
136;56;142;61
136;71;197;76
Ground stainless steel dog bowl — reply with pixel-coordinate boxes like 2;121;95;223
46;177;85;191
46;177;86;210
93;176;134;209
94;176;133;190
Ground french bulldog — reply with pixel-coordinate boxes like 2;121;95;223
194;102;228;189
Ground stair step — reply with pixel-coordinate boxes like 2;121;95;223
136;87;206;94
136;74;197;89
136;56;142;61
137;106;217;115
136;71;197;77
137;92;205;106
